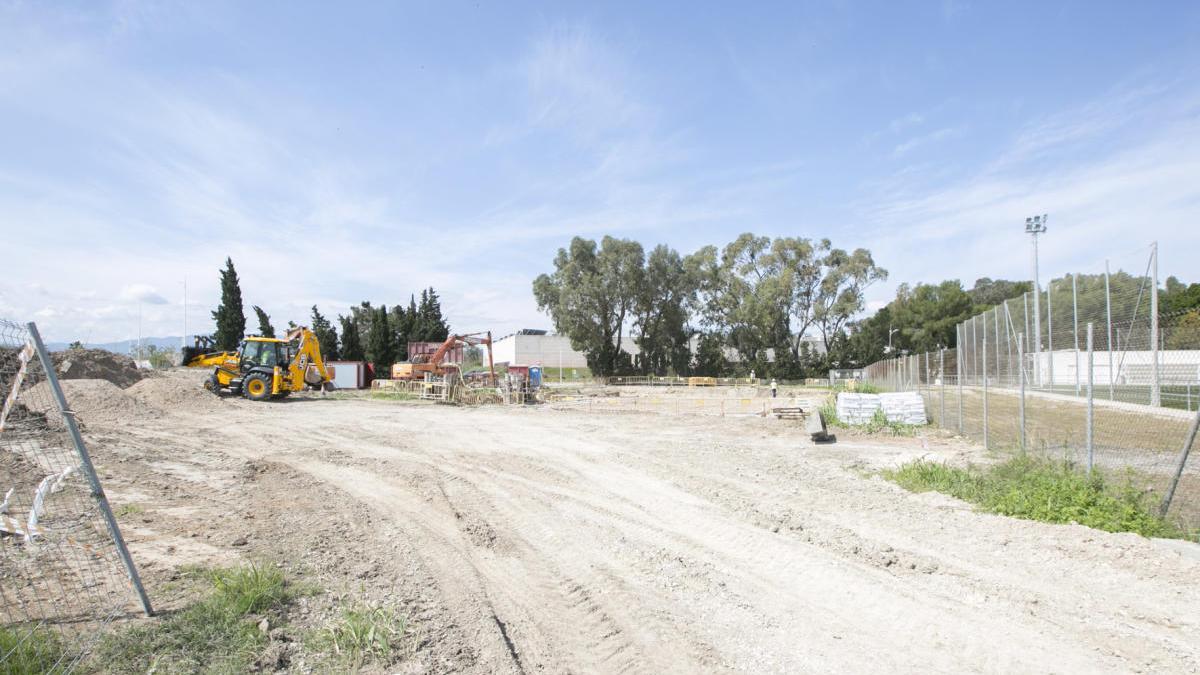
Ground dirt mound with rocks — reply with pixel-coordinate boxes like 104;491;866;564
26;379;159;426
52;348;145;389
127;370;221;412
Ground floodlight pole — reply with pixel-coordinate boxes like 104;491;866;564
1025;214;1047;387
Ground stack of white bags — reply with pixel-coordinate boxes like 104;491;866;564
835;393;882;424
835;392;927;425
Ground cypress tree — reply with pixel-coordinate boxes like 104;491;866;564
366;305;396;375
252;305;275;338
338;315;365;361
212;257;246;351
311;305;340;361
421;287;450;341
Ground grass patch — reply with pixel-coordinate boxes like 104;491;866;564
309;604;407;670
0;625;64;674
367;391;417;401
832;381;881;394
885;455;1190;539
819;399;922;436
94;563;298;674
114;503;144;518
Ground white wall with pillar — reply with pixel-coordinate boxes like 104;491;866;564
492;332;590;368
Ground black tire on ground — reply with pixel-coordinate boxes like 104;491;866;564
206;374;222;396
243;372;273;402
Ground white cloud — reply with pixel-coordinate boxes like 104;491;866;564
860;79;1200;307
119;284;169;305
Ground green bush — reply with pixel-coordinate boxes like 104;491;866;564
886;456;1188;539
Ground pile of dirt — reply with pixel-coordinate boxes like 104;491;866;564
127;372;221;412
52;348;145;389
26;379;158;426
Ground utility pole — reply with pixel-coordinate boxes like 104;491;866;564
1025;214;1047;387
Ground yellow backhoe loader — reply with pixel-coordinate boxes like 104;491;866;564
202;327;333;401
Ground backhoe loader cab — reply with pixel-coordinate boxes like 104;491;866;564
204;328;332;401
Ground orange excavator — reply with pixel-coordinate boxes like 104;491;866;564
391;332;496;384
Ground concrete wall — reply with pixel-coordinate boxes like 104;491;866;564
492;333;590;369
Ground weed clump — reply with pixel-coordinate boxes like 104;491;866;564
310;604;408;670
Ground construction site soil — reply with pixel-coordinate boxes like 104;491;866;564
66;369;1200;673
52;348;145;388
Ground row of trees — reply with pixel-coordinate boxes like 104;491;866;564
533;234;888;378
210;257;451;374
854;271;1200;361
533;233;1200;378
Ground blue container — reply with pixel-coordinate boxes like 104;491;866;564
529;366;542;389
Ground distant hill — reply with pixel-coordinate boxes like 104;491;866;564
44;336;190;354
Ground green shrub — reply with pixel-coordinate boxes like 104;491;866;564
886;456;1187;539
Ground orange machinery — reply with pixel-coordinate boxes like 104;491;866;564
391;332;495;384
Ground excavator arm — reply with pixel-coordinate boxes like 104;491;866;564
285;327;332;389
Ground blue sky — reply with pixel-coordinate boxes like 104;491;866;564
2;1;1198;343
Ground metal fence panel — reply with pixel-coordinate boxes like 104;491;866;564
1;319;151;673
862;245;1200;537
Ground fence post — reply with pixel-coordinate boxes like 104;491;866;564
1159;408;1200;518
1073;272;1081;396
993;309;1001;383
1105;259;1115;401
1005;301;1014;387
1018;332;1027;453
973;316;981;386
983;337;989;450
1086;323;1095;473
27;322;154;617
957;327;964;435
924;351;929;392
940;348;946;426
1047;279;1054;390
1023;292;1031;383
1150;242;1161;407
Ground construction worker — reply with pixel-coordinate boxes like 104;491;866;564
770;378;778;398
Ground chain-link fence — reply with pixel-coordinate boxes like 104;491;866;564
863;244;1200;537
1;319;151;672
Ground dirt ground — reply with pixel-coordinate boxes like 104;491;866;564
74;370;1200;673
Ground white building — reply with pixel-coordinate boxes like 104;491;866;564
491;330;830;369
492;330;589;369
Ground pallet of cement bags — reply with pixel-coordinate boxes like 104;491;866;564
835;393;880;424
879;392;927;425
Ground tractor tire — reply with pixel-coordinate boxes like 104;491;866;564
243;372;273;402
205;374;222;396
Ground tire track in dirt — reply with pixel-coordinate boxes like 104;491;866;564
105;393;1200;673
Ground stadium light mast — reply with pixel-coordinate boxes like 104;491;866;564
1024;214;1047;386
